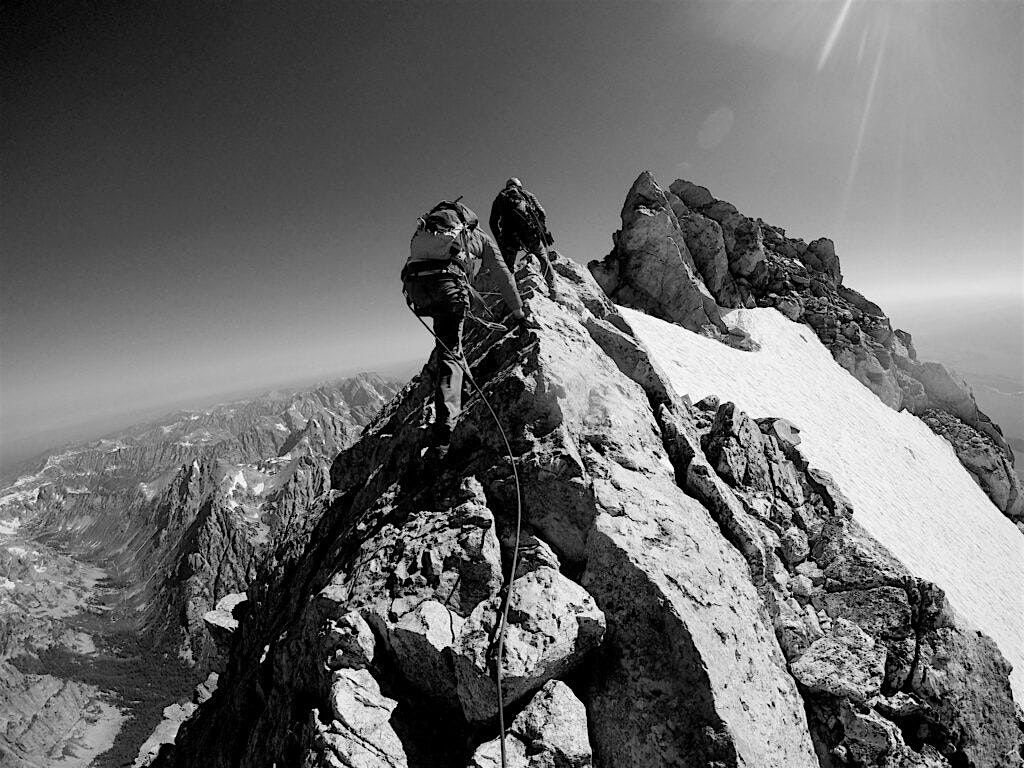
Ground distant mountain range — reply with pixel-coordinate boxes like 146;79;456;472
0;373;401;767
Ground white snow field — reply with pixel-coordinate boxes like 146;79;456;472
620;305;1024;699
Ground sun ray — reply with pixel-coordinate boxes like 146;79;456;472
841;14;891;218
818;0;856;71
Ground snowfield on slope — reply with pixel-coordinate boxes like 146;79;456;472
620;305;1024;699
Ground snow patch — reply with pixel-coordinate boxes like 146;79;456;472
621;305;1024;699
0;517;22;535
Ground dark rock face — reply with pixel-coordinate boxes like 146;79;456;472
590;172;1023;522
156;255;1021;768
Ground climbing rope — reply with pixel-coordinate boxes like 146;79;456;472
403;299;523;768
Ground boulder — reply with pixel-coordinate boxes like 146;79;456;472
780;527;810;565
728;217;767;280
468;680;592;768
801;238;841;282
319;606;376;671
776;295;803;321
452;566;605;722
388;600;464;702
817;520;909;591
310;668;408;768
669;178;715;208
790;619;885;702
700;200;744;250
818;586;912;642
202;592;247;634
343;477;504;621
703;402;772;493
837;284;885;317
675;207;731;294
904;361;980;425
838;702;904;764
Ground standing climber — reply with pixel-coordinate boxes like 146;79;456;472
489;178;555;276
402;199;525;446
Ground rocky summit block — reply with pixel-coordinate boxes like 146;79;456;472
589;171;726;333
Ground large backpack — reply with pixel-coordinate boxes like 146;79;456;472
496;186;536;233
408;199;479;267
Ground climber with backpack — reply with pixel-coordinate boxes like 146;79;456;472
402;199;525;447
488;178;556;279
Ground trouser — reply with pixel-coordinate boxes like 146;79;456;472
497;231;557;294
403;272;470;434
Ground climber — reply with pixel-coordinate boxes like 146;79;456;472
402;199;525;447
488;177;556;281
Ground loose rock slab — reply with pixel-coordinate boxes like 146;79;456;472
468;680;592;768
453;567;605;722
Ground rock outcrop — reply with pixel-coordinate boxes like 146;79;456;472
591;173;1023;522
589;171;728;333
469;680;593;767
154;246;1022;768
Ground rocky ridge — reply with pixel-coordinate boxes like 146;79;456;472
590;172;1023;525
156;239;1021;766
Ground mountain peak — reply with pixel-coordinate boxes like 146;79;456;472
156;193;1022;766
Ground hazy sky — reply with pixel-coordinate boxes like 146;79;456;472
2;0;1022;467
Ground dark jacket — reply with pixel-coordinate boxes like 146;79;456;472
489;187;547;243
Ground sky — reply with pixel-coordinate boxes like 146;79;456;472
2;0;1022;468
